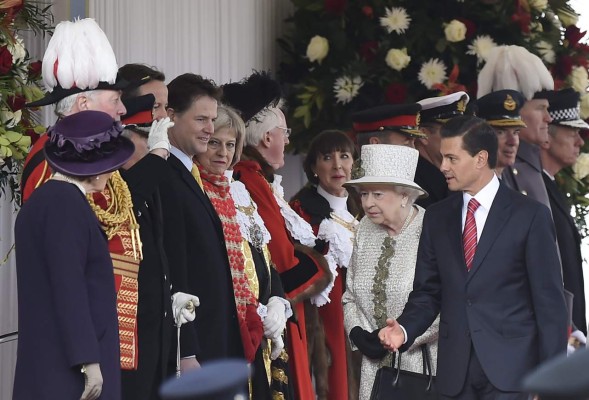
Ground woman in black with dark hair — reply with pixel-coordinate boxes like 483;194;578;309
290;130;362;400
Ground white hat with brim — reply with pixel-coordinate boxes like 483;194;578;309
344;144;428;198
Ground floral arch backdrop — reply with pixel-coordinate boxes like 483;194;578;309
277;0;589;234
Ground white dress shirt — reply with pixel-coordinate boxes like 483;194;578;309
170;145;193;171
461;174;500;241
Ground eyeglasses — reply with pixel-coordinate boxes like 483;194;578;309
275;126;292;138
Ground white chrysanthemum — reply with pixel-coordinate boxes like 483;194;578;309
380;7;411;35
418;58;447;89
570;66;589;93
536;41;556;64
333;75;364;104
467;35;497;64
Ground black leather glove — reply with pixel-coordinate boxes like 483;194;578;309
350;326;388;360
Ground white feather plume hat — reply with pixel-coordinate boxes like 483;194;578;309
477;45;553;100
27;18;127;107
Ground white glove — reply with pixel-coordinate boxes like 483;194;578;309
270;335;285;360
80;363;103;400
263;296;290;339
171;292;200;326
147;117;174;152
568;329;587;355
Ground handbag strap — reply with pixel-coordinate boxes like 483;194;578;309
420;344;434;391
392;351;401;386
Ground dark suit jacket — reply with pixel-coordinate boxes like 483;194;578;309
120;165;174;399
543;173;587;335
397;183;568;396
501;141;551;211
415;155;450;208
14;181;120;399
134;153;243;362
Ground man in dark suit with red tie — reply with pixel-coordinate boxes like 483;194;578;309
380;116;568;399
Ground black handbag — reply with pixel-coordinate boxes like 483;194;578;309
369;344;437;400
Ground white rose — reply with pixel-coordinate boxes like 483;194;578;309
569;66;589;93
306;36;329;64
528;0;548;11
385;48;411;71
444;20;467;43
573;153;589;180
580;93;589;120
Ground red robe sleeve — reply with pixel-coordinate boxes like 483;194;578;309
234;161;327;300
21;134;51;204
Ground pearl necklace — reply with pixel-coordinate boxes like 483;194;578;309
50;172;86;195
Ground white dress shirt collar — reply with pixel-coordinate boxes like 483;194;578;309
461;174;500;239
317;185;348;211
170;145;193;171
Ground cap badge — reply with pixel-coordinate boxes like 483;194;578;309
457;99;466;113
415;111;421;126
351;159;365;180
504;95;516;111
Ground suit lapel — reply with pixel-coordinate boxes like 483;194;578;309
467;184;511;283
448;194;468;278
168;155;218;221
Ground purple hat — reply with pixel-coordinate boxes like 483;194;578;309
44;110;135;177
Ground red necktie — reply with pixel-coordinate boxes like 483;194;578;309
463;198;481;271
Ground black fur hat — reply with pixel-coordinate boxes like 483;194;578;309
222;71;282;123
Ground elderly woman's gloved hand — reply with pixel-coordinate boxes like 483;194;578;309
350;326;388;360
80;363;103;400
171;292;200;326
263;296;292;338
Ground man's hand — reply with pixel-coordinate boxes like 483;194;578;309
171;292;200;326
80;363;102;400
180;357;200;372
147;117;174;155
378;318;405;351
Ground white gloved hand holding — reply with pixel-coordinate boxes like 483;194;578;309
568;329;587;355
171;292;200;326
147;117;174;152
270;335;285;360
263;296;291;339
80;363;103;400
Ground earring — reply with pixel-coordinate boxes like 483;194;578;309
313;173;318;178
95;176;100;181
401;203;406;208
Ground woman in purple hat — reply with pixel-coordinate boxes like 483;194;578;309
13;110;134;400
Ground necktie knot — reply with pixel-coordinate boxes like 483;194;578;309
467;198;480;214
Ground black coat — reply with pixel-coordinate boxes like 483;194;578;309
14;181;120;400
119;164;174;400
134;154;243;361
414;155;451;209
543;173;587;335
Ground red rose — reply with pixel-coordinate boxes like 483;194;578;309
362;5;373;18
385;83;407;104
359;41;378;63
457;18;476;39
7;95;26;112
324;0;346;15
28;60;42;79
565;26;586;48
24;128;40;146
0;45;13;75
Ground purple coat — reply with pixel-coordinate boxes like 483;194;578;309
14;180;120;399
